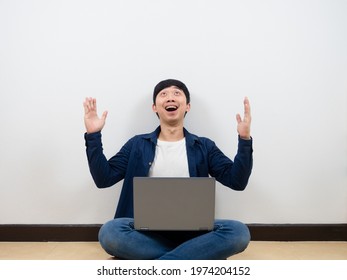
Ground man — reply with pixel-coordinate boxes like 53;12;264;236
83;79;253;260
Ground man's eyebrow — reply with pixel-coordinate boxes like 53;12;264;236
159;86;183;93
171;86;183;91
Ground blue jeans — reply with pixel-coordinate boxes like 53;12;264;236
98;218;251;260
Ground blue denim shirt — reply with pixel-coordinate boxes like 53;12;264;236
85;126;253;218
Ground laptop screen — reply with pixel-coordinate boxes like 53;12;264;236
133;177;215;231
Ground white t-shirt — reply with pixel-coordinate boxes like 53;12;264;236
148;138;190;177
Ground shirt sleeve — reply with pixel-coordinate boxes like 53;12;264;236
208;136;253;190
84;132;129;188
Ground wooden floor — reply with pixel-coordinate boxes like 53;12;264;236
0;241;346;260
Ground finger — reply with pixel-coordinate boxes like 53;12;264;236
244;97;250;113
236;113;242;124
101;110;108;121
83;98;91;113
85;97;96;111
243;97;251;121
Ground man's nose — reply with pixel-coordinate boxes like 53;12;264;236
166;92;176;100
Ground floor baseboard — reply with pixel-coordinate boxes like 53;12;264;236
248;224;347;241
0;224;101;242
0;224;346;242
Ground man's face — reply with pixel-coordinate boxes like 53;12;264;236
152;86;191;124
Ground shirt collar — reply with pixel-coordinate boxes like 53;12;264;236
141;126;200;146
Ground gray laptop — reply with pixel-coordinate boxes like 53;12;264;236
133;177;215;231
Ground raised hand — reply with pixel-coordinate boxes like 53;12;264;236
83;97;108;134
236;97;251;140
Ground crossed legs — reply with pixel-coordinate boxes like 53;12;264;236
98;218;250;260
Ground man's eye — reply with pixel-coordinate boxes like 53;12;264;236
174;91;181;95
160;92;167;96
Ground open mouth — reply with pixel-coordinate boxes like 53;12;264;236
165;105;178;112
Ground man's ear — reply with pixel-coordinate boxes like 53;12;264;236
184;103;191;117
152;103;157;113
152;104;160;118
186;103;191;113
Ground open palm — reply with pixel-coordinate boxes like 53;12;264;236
236;97;251;140
83;98;108;134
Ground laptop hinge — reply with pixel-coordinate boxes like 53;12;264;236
140;227;149;231
199;227;209;231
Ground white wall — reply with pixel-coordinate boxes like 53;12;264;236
0;0;346;224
